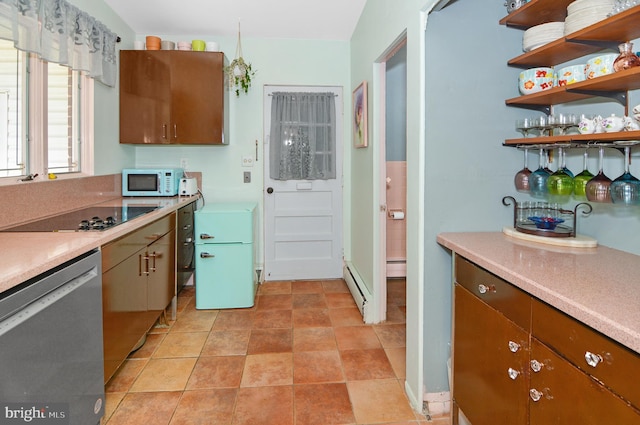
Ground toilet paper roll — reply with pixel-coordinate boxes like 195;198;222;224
391;211;405;220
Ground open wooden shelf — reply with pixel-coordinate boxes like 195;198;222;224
504;130;640;146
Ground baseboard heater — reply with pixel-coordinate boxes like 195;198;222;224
343;262;369;319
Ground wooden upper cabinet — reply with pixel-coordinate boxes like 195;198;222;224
119;50;228;145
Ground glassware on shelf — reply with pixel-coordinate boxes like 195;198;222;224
514;148;532;192
585;146;612;203
515;118;535;138
547;147;574;202
530;148;552;199
553;113;579;136
613;42;640;72
573;148;594;200
610;146;640;205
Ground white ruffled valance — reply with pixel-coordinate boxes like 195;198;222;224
0;0;118;87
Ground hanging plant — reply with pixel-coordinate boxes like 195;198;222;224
224;22;256;96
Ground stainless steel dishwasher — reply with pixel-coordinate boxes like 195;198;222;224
0;249;104;425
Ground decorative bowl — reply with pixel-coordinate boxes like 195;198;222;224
519;67;554;95
555;64;586;86
585;54;618;79
528;216;565;230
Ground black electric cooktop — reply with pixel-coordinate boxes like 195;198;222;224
1;205;159;232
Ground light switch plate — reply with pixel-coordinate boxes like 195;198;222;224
242;156;254;167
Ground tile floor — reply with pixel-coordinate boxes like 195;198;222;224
102;278;451;425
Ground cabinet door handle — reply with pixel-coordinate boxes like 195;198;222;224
140;254;150;275
199;233;215;240
508;341;521;353
584;351;603;368
174;124;178;140
148;252;157;272
200;252;215;259
477;284;496;294
162;124;167;140
530;359;545;373
507;367;520;380
529;388;543;402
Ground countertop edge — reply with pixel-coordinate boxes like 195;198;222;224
0;196;199;292
437;231;640;354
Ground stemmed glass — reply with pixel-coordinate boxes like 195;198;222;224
514;147;531;192
530;148;552;198
573;148;594;199
586;146;612;203
547;147;574;202
610;146;640;205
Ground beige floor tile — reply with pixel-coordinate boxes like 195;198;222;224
201;329;250;356
102;392;125;423
385;347;407;379
152;331;208;358
256;294;292;310
129;358;197;392
232;386;293;425
340;349;396;381
293;327;337;352
291;280;324;293
106;359;149;393
292;308;332;328
347;379;416;424
294;350;344;384
105;391;181;425
240;353;293;387
247;328;292;354
171;309;218;332
292;293;328;309
374;323;406;348
325;292;358;309
329;306;366;327
258;281;291;295
334;325;382;350
294;383;355;425
322;279;350;293
169;388;237;425
213;310;255;330
129;333;164;359
186;356;245;389
253;309;292;329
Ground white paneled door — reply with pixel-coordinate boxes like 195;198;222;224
263;86;343;281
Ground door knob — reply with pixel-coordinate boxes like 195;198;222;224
267;187;274;194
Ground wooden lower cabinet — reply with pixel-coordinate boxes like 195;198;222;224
529;338;640;424
453;284;529;425
452;254;640;425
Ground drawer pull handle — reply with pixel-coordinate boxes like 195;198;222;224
200;233;215;240
508;341;521;353
478;284;496;294
529;388;543;402
200;252;215;259
530;359;544;373
507;367;520;380
585;351;603;368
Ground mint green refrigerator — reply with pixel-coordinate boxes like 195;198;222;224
194;203;257;309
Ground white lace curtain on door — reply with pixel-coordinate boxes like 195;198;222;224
0;0;118;87
269;92;336;180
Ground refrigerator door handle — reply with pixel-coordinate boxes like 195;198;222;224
200;252;215;259
199;233;215;240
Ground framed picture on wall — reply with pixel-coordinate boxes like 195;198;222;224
352;81;368;148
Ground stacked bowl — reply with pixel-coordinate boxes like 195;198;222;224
145;36;161;50
177;41;191;51
585;54;618;79
519;67;555;95
523;22;565;52
564;0;615;34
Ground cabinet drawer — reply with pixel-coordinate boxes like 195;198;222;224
533;298;640;409
102;214;175;272
455;255;531;330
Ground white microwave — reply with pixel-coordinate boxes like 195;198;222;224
122;168;183;197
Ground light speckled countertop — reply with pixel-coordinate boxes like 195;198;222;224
0;196;198;293
437;232;640;354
